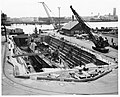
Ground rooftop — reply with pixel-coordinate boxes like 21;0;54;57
62;21;79;30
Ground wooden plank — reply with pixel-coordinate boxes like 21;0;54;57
12;52;47;58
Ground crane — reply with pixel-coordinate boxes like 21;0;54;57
38;2;58;29
70;6;109;53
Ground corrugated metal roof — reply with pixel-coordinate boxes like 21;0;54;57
62;21;79;30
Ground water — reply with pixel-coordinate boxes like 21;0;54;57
87;22;118;29
7;24;54;34
7;22;118;34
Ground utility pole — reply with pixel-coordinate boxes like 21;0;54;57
58;7;61;30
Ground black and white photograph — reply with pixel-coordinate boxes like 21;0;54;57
1;0;118;95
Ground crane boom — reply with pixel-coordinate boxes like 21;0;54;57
70;6;97;46
70;6;109;53
39;2;57;29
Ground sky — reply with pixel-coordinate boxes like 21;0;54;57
1;0;119;18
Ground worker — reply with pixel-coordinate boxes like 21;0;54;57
99;36;104;42
114;58;118;63
39;29;42;34
7;36;15;63
104;37;109;46
46;47;52;57
111;38;116;47
35;46;39;53
59;56;62;64
34;27;38;34
52;49;58;61
104;37;108;42
51;47;60;61
27;65;32;73
111;38;114;43
29;39;37;52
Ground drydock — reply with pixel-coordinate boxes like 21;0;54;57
2;17;118;95
2;33;118;94
2;4;118;95
13;35;105;72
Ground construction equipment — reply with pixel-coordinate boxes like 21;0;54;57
39;2;58;29
70;6;109;53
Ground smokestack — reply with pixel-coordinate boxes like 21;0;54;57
113;8;116;16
